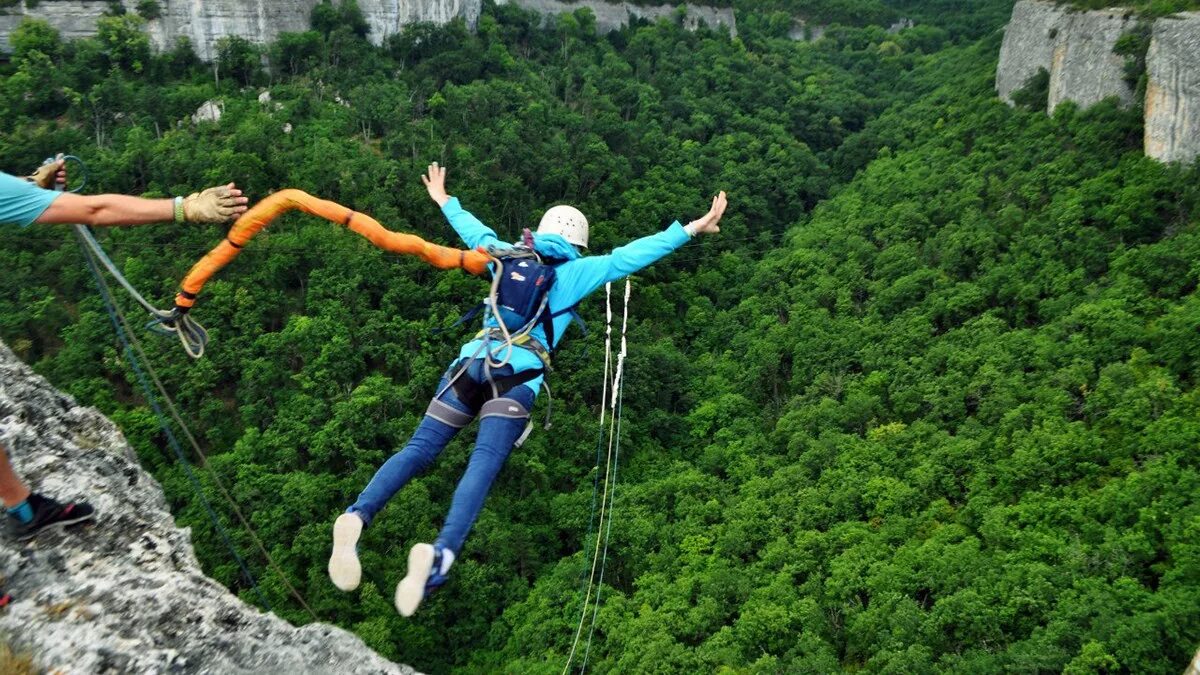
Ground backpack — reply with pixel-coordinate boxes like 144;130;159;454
443;239;587;362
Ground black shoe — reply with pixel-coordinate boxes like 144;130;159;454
7;493;96;542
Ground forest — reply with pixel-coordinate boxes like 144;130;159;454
1;0;1199;672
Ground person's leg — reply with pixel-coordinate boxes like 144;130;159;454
394;383;535;616
435;384;536;555
346;416;461;526
2;441;96;540
331;373;478;591
0;442;32;509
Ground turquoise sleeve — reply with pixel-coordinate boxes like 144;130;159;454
440;197;510;251
551;221;691;307
0;172;61;227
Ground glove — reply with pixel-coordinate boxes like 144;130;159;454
183;184;241;223
27;158;63;189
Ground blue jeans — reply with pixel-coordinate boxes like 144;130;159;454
348;360;537;555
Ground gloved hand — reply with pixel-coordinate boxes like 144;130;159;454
182;183;249;223
27;155;66;189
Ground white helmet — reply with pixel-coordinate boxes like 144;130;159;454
537;205;589;249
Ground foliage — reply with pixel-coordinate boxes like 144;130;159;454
135;0;162;21
1010;66;1050;111
1060;0;1200;16
2;3;1200;674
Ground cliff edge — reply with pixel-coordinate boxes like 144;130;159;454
0;341;413;675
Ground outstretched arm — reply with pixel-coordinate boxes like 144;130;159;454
556;191;727;302
29;157;249;227
36;184;249;227
422;162;507;251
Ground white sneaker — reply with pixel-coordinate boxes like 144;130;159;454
328;513;364;592
395;543;436;617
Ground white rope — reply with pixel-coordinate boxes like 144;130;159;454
564;279;631;674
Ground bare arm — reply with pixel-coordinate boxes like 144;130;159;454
32;176;248;227
36;192;175;227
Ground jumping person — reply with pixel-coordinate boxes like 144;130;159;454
1;155;249;543
329;162;727;616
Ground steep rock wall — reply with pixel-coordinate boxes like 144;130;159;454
495;0;736;35
1145;12;1200;163
0;0;479;60
997;0;1135;113
0;341;413;674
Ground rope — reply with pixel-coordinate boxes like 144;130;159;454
47;152;208;359
563;283;614;673
564;279;631;675
77;232;320;622
75;226;209;358
76;230;272;611
581;280;631;672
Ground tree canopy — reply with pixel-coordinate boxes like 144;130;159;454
1;1;1199;672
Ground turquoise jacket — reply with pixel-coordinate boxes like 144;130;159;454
442;197;692;395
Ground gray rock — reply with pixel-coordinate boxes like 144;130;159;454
1046;6;1137;113
996;0;1067;104
495;0;736;36
789;20;826;42
0;0;479;61
997;0;1135;113
0;341;415;675
1145;12;1200;164
191;100;224;125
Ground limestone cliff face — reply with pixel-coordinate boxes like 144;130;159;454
0;341;413;675
0;0;479;60
997;0;1135;113
1144;13;1200;163
495;0;736;35
997;1;1200;164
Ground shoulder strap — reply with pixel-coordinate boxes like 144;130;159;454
549;305;588;337
434;302;486;335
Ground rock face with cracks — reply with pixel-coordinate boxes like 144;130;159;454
0;0;479;60
996;0;1136;113
0;341;414;675
1144;13;1200;164
997;1;1200;165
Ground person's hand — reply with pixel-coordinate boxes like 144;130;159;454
685;191;727;237
28;154;66;190
183;183;250;223
421;162;451;207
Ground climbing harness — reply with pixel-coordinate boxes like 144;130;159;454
437;232;589;442
564;279;631;675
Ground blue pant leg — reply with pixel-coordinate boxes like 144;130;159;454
348;376;473;526
435;384;537;554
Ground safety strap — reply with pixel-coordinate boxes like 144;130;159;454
475;328;553;370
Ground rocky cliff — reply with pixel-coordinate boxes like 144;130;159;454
996;0;1136;113
997;1;1200;164
1144;13;1200;163
0;0;479;60
0;0;735;58
0;341;413;675
495;0;736;35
